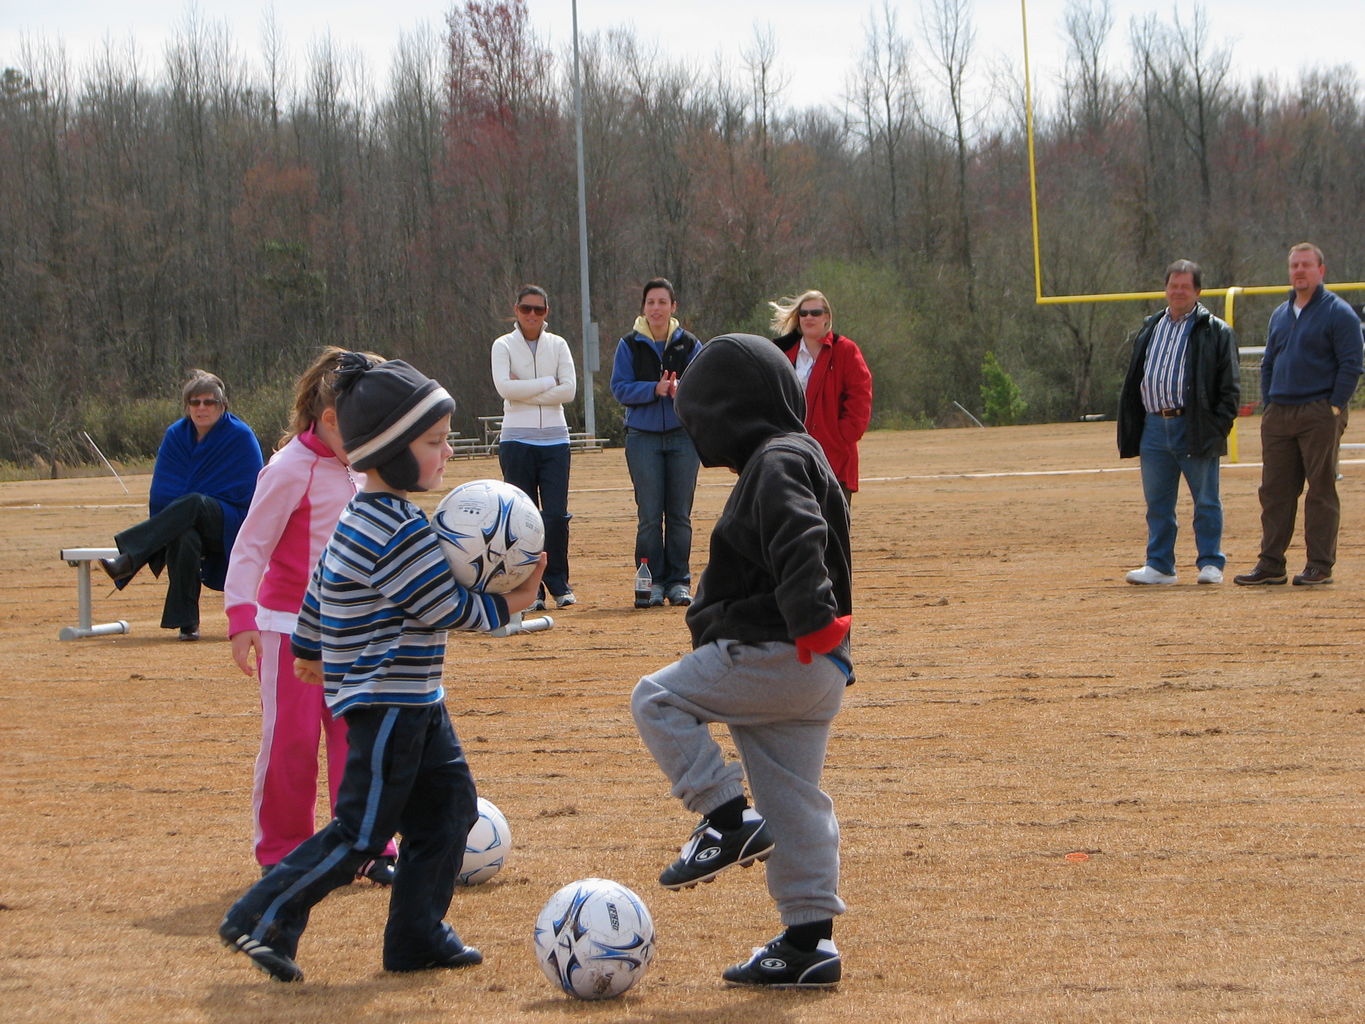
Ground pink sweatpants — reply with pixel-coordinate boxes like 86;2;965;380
252;630;397;866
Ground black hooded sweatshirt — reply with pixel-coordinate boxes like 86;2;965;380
674;334;853;671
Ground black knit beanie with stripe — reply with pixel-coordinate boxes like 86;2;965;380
334;352;455;492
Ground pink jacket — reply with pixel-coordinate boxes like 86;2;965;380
224;429;358;637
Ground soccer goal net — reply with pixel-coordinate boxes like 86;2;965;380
1238;346;1265;414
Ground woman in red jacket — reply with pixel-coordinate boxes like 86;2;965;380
771;290;873;502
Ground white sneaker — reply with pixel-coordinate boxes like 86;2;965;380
1197;565;1224;585
1125;565;1176;585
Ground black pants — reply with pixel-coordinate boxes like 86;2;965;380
223;703;478;970
498;440;571;598
115;492;224;629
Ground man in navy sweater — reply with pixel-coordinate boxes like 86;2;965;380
1235;243;1364;586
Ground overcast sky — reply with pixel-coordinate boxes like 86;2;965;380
4;1;1361;110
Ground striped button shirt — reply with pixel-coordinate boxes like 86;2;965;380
292;491;508;716
1140;309;1194;413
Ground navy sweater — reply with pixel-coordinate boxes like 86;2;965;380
1262;284;1363;408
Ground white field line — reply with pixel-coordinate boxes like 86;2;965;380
863;458;1365;483
7;458;1365;506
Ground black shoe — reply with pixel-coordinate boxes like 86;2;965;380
386;945;483;973
1233;567;1288;586
99;553;135;590
219;919;304;982
722;934;841;989
1292;567;1334;586
659;809;773;890
178;626;200;642
356;855;395;886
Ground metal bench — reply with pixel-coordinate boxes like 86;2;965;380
58;548;130;641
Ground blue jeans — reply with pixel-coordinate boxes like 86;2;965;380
1138;412;1224;576
625;427;700;588
498;441;571;598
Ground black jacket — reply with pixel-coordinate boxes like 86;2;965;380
1117;303;1240;459
673;334;853;670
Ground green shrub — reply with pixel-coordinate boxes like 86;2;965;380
980;351;1027;426
80;385;289;462
80;395;181;461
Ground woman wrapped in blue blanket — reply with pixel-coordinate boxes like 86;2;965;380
100;370;263;640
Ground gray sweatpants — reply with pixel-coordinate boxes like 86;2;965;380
631;639;847;925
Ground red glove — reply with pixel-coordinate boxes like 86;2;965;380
795;615;852;664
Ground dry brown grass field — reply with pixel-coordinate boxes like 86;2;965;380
2;420;1362;1023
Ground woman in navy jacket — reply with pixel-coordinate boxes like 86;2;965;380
610;278;703;608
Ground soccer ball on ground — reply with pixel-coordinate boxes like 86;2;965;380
533;878;655;1000
433;479;544;594
458;797;511;886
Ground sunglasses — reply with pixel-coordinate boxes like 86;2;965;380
517;304;548;315
187;398;222;407
798;308;827;318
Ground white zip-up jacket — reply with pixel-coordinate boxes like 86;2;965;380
490;326;577;432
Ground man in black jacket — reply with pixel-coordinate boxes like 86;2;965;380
1117;259;1240;585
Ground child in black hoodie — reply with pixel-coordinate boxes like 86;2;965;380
631;333;853;989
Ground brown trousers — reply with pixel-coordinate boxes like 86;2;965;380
1256;401;1348;574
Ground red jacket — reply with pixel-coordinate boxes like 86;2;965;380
776;332;873;491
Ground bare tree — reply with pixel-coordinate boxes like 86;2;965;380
260;6;291;155
846;0;918;256
1060;0;1122;137
740;25;788;175
922;0;978;312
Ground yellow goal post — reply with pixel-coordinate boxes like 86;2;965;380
1017;0;1365;461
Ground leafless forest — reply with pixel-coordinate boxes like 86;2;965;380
2;0;1362;465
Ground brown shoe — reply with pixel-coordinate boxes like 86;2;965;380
1292;567;1334;586
1233;567;1288;586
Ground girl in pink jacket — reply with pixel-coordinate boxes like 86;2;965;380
224;348;397;881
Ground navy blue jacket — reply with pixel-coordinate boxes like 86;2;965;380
1262;284;1363;409
610;327;702;433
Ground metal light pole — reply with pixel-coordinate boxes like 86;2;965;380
571;0;596;437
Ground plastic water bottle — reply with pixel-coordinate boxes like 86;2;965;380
634;558;653;607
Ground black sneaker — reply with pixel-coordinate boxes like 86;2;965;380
357;855;395;886
659;809;773;889
218;919;304;983
722;935;841;989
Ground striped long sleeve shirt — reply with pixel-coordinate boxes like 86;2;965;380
1139;309;1193;413
292;491;509;716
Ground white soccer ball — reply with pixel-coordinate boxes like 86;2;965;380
458;797;511;887
533;878;655;1000
433;479;544;594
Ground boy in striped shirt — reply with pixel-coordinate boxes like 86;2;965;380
219;354;545;982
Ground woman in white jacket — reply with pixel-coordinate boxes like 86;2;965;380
491;285;578;607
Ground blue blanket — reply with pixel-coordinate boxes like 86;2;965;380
149;411;263;590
